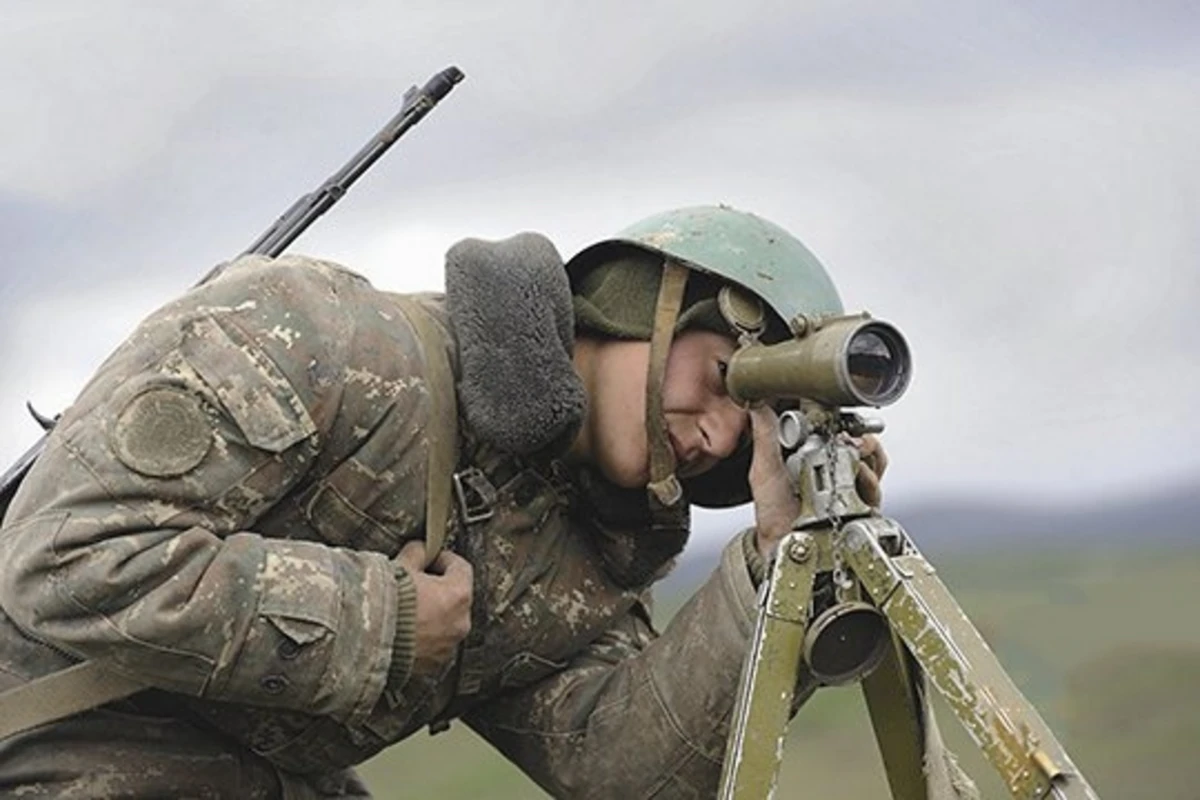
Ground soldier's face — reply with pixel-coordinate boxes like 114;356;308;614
583;330;748;488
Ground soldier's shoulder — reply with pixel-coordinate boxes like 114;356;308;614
196;254;395;333
217;253;373;296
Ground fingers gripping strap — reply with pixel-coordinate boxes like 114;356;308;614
646;261;689;507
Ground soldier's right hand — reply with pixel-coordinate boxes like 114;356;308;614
747;405;802;562
395;542;474;675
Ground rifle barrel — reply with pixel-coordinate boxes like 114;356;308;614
243;66;464;258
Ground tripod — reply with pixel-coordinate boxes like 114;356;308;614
717;408;1099;799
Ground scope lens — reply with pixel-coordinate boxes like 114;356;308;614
846;325;910;405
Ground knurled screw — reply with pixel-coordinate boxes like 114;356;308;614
787;539;812;563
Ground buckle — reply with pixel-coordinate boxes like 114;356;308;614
453;467;496;525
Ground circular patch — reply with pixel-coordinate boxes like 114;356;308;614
112;387;213;478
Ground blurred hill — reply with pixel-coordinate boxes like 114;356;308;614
661;480;1199;594
888;480;1199;551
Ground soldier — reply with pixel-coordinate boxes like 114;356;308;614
0;206;973;798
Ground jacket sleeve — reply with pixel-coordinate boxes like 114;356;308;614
465;530;980;800
464;531;795;798
0;256;425;726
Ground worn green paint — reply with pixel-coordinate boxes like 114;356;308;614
720;532;818;799
861;632;930;800
569;205;845;328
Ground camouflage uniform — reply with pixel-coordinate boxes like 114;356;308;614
0;254;784;798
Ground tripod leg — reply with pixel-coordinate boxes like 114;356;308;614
718;532;819;799
841;518;1100;800
863;633;981;800
862;631;929;800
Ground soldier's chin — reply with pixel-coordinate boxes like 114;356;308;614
597;458;650;490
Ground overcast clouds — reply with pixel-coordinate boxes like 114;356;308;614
2;1;1198;516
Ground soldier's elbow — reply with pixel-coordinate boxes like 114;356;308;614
0;514;100;645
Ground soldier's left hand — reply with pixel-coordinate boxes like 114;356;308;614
850;433;888;508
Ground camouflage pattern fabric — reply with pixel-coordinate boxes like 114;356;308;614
0;254;972;798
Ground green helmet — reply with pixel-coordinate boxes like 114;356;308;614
566;205;846;508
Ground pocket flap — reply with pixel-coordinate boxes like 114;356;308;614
265;615;331;646
181;314;317;452
257;546;341;642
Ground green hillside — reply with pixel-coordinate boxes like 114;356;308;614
359;544;1200;798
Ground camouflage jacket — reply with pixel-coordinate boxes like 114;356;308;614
0;254;772;798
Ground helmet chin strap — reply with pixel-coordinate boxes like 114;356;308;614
645;259;690;508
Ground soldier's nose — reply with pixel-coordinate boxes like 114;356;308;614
703;404;747;460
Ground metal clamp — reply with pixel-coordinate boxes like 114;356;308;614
453;467;496;525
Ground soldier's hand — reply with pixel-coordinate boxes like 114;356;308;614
395;542;473;675
849;433;888;508
747;405;801;561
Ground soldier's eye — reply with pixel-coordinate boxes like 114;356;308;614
713;359;731;396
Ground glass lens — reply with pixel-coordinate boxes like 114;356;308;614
846;328;904;403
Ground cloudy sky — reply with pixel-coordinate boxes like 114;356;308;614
2;2;1197;523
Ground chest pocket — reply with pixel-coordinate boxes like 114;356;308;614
454;466;642;701
297;397;429;556
302;478;413;555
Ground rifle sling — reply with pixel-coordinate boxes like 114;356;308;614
0;659;144;740
388;294;458;566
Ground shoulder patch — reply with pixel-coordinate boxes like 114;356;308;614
111;387;213;478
